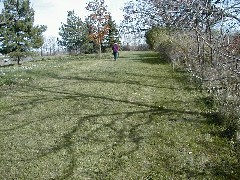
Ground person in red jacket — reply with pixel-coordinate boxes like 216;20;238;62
112;42;119;61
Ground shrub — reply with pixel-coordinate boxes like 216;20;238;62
145;27;175;61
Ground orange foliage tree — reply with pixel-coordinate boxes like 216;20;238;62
86;0;110;56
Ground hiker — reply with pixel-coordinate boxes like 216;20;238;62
112;42;119;61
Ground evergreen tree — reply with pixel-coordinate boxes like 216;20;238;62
0;12;6;27
0;0;46;65
58;10;89;54
103;14;120;52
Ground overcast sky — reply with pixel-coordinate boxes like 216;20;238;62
0;0;129;37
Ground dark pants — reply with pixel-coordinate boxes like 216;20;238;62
113;52;118;60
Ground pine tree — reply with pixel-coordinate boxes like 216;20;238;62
58;10;89;54
103;14;120;52
0;0;46;65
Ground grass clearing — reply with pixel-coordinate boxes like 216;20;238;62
0;51;239;179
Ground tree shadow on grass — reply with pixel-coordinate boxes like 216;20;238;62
24;67;197;92
1;59;239;179
196;96;238;140
1;82;238;179
131;52;169;65
0;83;195;171
2;83;238;178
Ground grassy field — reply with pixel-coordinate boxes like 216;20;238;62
0;51;239;179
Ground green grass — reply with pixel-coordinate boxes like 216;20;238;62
0;51;239;179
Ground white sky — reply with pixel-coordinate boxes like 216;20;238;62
0;0;129;37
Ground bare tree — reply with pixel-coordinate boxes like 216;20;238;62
121;0;240;141
86;0;110;57
41;36;59;56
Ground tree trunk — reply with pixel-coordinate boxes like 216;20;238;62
99;37;101;59
17;56;21;65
